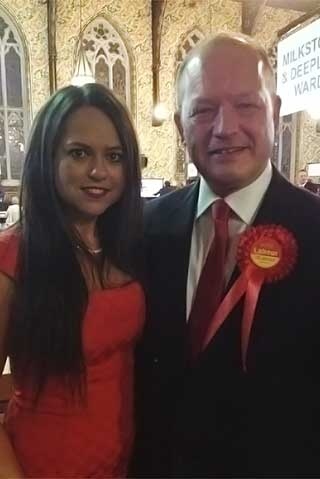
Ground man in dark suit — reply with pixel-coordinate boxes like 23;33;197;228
133;33;320;478
296;168;320;194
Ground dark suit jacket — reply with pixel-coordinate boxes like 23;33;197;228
304;180;320;194
133;169;320;478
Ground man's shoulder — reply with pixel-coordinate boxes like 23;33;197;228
304;181;320;194
278;180;320;241
143;182;198;232
288;181;320;216
145;183;197;215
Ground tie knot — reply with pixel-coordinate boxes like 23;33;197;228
212;199;230;222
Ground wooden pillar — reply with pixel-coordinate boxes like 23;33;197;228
47;0;57;94
241;0;267;36
151;0;166;126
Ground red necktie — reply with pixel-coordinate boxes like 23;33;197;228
189;199;231;359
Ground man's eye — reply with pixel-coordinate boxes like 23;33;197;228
190;108;213;117
238;103;257;109
69;148;87;159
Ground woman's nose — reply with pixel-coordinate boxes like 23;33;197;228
88;156;108;179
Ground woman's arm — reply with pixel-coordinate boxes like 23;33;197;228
0;272;23;477
0;424;23;478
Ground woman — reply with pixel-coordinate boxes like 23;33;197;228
0;84;145;477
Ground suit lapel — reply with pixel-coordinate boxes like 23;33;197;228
169;182;199;322
145;182;199;340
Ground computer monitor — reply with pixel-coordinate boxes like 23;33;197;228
141;178;164;198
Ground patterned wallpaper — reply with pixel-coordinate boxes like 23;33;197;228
1;0;319;181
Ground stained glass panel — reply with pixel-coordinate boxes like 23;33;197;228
113;59;126;103
95;57;109;88
0;62;3;107
0;110;6;179
5;46;22;108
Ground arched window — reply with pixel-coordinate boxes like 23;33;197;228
82;17;131;108
176;29;204;65
0;12;29;186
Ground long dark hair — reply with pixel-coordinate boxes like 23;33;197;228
8;84;142;397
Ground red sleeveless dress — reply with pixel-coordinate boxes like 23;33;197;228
0;229;145;478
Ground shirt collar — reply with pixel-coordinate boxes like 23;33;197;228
196;160;272;224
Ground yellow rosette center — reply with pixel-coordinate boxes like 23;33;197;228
250;238;282;270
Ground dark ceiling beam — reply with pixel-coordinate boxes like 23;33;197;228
241;0;268;35
234;0;318;13
39;0;57;94
151;0;166;126
277;4;320;37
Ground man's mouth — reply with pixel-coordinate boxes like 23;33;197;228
209;146;247;155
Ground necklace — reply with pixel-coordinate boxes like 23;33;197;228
88;247;102;255
75;244;102;255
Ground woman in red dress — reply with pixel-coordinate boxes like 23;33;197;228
0;84;145;477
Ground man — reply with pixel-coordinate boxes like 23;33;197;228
296;168;319;194
155;180;176;196
296;168;309;187
134;33;320;477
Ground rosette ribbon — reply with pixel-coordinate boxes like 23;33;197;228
202;225;298;371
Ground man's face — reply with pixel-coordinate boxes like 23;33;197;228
175;43;281;196
297;171;308;186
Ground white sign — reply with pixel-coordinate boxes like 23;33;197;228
277;19;320;116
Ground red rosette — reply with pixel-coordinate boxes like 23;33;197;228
203;224;298;371
237;224;298;283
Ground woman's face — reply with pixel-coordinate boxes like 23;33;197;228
55;105;125;224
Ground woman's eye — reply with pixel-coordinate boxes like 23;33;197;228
109;152;123;162
69;148;87;159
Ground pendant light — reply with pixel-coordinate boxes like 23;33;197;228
71;0;95;86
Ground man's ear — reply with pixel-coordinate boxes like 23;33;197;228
174;111;184;143
273;94;281;129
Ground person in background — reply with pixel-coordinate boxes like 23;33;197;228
296;168;320;194
0;83;145;477
5;196;20;227
155;180;176;196
0;190;9;230
133;32;320;477
296;168;309;187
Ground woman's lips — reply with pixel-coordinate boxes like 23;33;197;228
81;187;109;198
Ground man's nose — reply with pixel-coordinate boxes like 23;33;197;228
212;105;238;137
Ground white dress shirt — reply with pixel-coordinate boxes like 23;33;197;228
5;204;20;226
186;161;272;320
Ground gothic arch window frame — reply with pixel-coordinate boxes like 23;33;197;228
0;4;30;187
174;28;204;179
79;14;135;116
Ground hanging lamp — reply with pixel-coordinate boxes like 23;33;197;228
71;0;95;86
